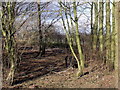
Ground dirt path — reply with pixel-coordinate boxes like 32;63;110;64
3;48;117;88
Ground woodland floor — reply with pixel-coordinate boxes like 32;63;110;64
2;48;118;88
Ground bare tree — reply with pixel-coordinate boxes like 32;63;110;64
59;1;85;77
1;2;17;85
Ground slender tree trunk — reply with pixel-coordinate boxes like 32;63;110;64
59;2;79;64
2;2;17;85
111;1;115;69
105;0;111;69
114;1;119;71
99;1;104;52
59;2;84;76
92;2;98;51
113;2;119;88
0;3;3;88
73;2;84;76
110;1;119;71
98;1;104;61
37;1;45;57
91;2;94;49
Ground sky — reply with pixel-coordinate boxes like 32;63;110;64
14;1;91;35
44;1;91;34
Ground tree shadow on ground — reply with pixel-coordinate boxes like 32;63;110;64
13;48;67;85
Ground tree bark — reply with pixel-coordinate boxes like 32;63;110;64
2;2;17;85
37;1;45;57
99;1;104;52
92;2;98;51
111;0;115;70
73;2;84;76
91;2;94;49
114;1;119;71
59;2;84;77
105;0;111;69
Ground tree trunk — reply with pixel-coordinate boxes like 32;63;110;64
114;1;119;71
37;1;45;57
0;3;3;88
91;2;94;49
105;0;111;70
92;2;98;51
98;1;104;61
59;2;84;77
99;1;104;53
73;2;84;76
111;0;115;70
2;2;17;85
